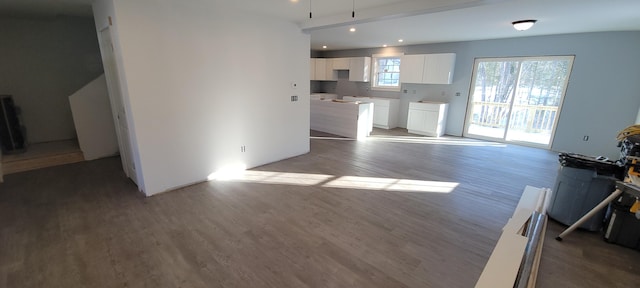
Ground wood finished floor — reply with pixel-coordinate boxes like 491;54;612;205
1;128;639;287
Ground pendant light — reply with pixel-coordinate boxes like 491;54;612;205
352;0;355;18
309;0;312;18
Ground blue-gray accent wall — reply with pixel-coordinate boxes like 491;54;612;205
318;31;640;159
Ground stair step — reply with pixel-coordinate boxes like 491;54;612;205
1;140;85;177
3;151;85;175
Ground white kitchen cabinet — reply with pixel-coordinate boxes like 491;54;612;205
407;101;448;137
314;58;328;80
311;58;338;80
424;53;456;84
326;59;339;80
310;58;316;80
400;53;456;84
400;55;426;84
349;57;371;82
331;58;350;70
310;57;369;82
343;96;399;129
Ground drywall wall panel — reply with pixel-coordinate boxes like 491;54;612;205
98;0;310;195
69;74;119;160
0;16;103;143
321;32;640;159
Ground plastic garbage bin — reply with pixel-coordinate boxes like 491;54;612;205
547;153;622;231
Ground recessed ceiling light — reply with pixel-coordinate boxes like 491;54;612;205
290;0;299;3
349;27;356;32
383;44;388;47
398;39;404;43
322;45;327;49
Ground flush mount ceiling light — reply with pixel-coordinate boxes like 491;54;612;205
512;19;537;31
349;27;356;32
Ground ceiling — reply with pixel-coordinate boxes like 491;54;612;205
1;0;639;51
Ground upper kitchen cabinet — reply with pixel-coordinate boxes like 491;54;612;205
424;53;456;84
400;53;456;84
310;58;338;81
400;55;425;84
331;58;350;70
310;57;369;82
310;58;316;80
349;57;371;82
313;58;328;80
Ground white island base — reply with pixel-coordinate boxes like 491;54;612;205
311;99;373;140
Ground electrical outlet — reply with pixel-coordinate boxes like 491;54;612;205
241;145;246;152
583;135;589;141
291;95;298;102
456;92;461;96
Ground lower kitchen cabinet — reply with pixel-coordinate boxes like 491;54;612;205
407;101;448;137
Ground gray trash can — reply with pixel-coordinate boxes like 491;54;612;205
547;153;621;231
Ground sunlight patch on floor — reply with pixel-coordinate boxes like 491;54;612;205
367;135;506;147
207;164;247;181
211;170;458;193
229;171;334;186
323;176;458;193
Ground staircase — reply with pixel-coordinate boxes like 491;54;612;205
0;74;118;182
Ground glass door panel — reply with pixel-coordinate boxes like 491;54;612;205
505;59;572;145
465;56;573;148
466;60;520;140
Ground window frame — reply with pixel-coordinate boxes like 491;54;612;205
371;53;404;92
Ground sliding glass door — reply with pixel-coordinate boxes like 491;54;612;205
464;56;574;148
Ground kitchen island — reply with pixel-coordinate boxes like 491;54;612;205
310;99;373;140
342;96;400;129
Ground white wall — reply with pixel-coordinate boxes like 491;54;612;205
69;74;119;160
93;0;310;195
0;16;103;143
321;32;640;159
